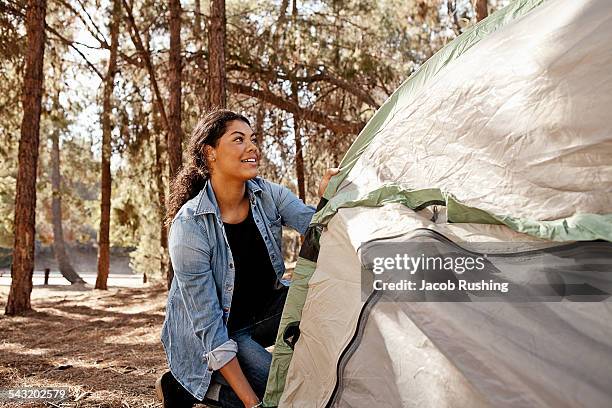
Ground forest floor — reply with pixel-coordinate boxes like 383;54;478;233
0;283;200;408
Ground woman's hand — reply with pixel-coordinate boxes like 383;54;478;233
318;167;340;198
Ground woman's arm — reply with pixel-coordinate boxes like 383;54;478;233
168;218;238;374
269;168;339;234
317;167;340;198
169;218;263;407
219;357;260;407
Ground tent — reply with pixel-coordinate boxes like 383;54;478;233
263;0;612;406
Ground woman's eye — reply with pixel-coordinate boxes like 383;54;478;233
235;137;243;142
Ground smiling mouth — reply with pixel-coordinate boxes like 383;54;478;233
241;159;257;163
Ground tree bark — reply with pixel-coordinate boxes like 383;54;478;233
193;0;206;114
153;129;169;287
154;98;171;290
6;0;47;315
168;0;182;180
473;0;488;22
144;34;171;288
208;0;226;108
95;0;120;290
50;112;85;285
291;81;306;201
166;0;183;288
194;0;202;38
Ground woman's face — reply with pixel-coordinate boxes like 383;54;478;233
208;119;260;182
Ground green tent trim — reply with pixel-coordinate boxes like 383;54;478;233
265;258;317;405
313;185;612;242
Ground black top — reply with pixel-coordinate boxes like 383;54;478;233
224;207;278;333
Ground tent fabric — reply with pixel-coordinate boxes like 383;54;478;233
276;205;612;407
323;0;548;200
266;0;551;394
315;0;612;242
264;0;612;406
328;301;489;408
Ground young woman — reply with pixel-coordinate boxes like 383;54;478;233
156;109;338;408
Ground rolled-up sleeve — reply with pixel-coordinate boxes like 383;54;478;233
168;217;237;371
269;183;316;234
206;339;238;370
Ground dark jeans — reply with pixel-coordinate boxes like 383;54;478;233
169;286;287;408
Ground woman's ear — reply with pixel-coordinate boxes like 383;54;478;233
204;145;216;163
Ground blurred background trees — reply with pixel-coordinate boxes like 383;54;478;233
0;0;509;310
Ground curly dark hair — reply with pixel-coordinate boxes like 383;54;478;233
165;109;251;229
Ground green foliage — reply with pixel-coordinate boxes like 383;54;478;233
1;0;498;279
221;0;457;199
0;10;24;246
112;148;166;278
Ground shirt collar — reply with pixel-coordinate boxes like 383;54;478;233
194;178;262;216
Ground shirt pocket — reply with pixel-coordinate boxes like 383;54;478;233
268;214;283;247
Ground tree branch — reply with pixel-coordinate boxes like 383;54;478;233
227;62;380;109
73;0;109;44
46;25;104;79
229;82;364;135
52;0;109;47
3;0;104;79
305;70;380;109
122;0;170;135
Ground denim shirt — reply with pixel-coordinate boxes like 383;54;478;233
161;177;315;400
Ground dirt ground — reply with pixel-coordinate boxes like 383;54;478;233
0;283;191;408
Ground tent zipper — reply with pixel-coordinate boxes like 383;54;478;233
325;227;583;407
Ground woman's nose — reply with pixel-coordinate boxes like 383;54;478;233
246;139;259;153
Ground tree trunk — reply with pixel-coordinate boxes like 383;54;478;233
194;0;202;38
152;87;170;288
166;0;183;288
291;81;306;201
255;105;265;146
293;119;306;201
208;0;226;108
95;0;120;290
193;0;206;114
50;118;85;285
154;131;170;288
6;0;47;315
271;0;289;53
168;0;182;180
447;1;461;35
122;0;171;136
473;0;488;21
289;5;305;200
